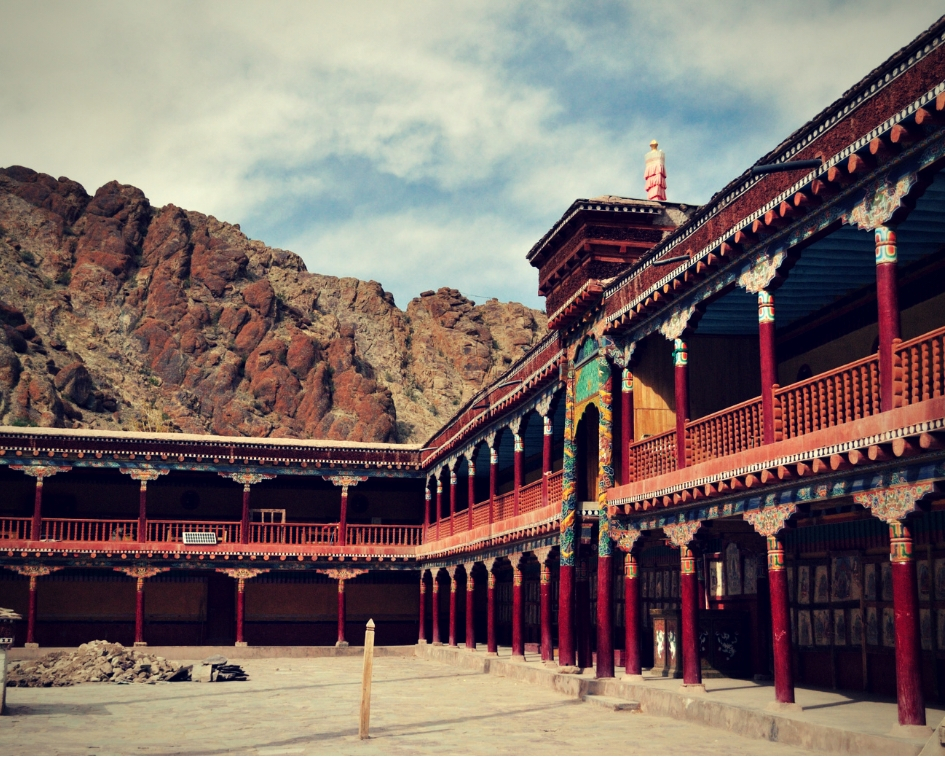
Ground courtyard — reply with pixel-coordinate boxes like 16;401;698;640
0;653;811;756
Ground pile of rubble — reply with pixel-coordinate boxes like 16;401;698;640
6;640;191;687
194;655;248;682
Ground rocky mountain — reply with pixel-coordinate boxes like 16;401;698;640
0;167;547;443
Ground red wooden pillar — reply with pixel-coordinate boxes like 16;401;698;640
758;291;777;445
875;226;901;412
513;430;523;516
620;369;634;483
336;578;347;647
541;415;553;507
448;569;457;646
889;520;925;726
235;577;247;646
680;545;702;687
486;566;497;655
540;561;553;662
135;578;146;645
26;575;38;646
597;553;614;678
465;566;476;650
511;557;524;659
449;468;457;536
240;484;252;545
423;485;432;543
488;447;497;524
624;552;641;677
673;338;689;469
558;563;575;667
435;478;443;540
432;571;442;645
576;556;591;669
418;573;427;643
137;481;149;542
767;534;794;703
467;459;476;531
31;477;44;541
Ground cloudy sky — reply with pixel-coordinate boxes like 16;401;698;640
1;2;941;310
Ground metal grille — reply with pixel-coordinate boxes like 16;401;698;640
182;532;218;545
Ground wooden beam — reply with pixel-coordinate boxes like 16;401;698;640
826;165;851;187
811;458;829;474
847;154;873;175
810;178;837;199
778;201;797;219
734;229;756;247
919;432;944;451
796;462;813;477
869;137;891;160
890;123;915;147
867;444;891;461
915;107;942;127
793;191;818;209
777;465;795;481
892;437;917;457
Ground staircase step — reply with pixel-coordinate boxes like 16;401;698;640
584;695;640;712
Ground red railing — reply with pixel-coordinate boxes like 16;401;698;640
520;479;544;513
494;491;514;521
775;354;880;439
896;325;945;406
629;429;677;479
147;520;240;544
251;522;338;545
687;397;763;466
0;518;31;541
471;501;490;528
347;524;422;546
42;518;138;542
547;470;563;504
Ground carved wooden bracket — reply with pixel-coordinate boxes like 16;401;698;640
318;568;368;581
663;520;702;548
323;475;368;496
220;471;276;490
743;502;799;537
853;482;935;525
10;464;71;480
119;466;169;484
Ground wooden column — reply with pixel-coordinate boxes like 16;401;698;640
121;468;167;543
758;291;777;445
448;568;458;647
596;354;615;679
465;565;476;650
488;446;497;524
218;568;269;648
467;457;476;531
620;369;634;484
512;425;523;516
558;366;577;669
12;465;71;542
664;521;703;689
219;472;276;545
745;504;798;705
511;556;525;659
418;573;427;643
673;338;689;469
435;478;443;540
486;562;498;655
432;571;442;645
541;414;553;507
875;226;901;411
323;475;367;548
624;552;641;677
576;556;592;669
449;468;458;536
116;566;168;647
337;579;348;646
423;485;432;543
8;565;61;647
854;483;933;729
540;560;553;663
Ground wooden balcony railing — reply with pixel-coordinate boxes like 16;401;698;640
547;469;563;504
471;501;490;528
628;429;677;480
896;325;945;407
251;522;338;545
42;518;138;542
775;353;880;439
147;520;240;544
347;524;423;546
687;396;763;465
520;479;544;513
494;491;515;521
0;518;30;541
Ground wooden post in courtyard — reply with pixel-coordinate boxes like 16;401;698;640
359;619;375;740
317;568;368;649
115;566;168;647
6;565;61;648
511;555;524;660
431;571;441;645
465;564;476;650
418;573;427;644
539;553;554;664
486;560;498;655
448;567;458;647
664;522;703;690
217;568;269;648
624;552;642;678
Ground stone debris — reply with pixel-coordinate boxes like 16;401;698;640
5;640;191;687
195;655;248;682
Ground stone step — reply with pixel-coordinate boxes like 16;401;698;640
583;694;640;712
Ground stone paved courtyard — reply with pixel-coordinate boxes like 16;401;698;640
0;654;810;756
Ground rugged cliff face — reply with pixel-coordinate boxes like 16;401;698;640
0;167;547;442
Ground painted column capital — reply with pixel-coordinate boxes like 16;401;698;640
322;475;368;497
10;464;71;480
5;564;62;578
663;520;702;549
221;471;276;491
758;290;775;323
119;466;169;484
672;338;688;368
659;305;695;342
534;393;554;419
847;172;918;231
874;225;897;264
743;502;799;537
532;546;553;564
608;525;642;553
853;482;935;525
737;249;787;294
216;567;270;581
114;565;169;580
318;568;368;581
